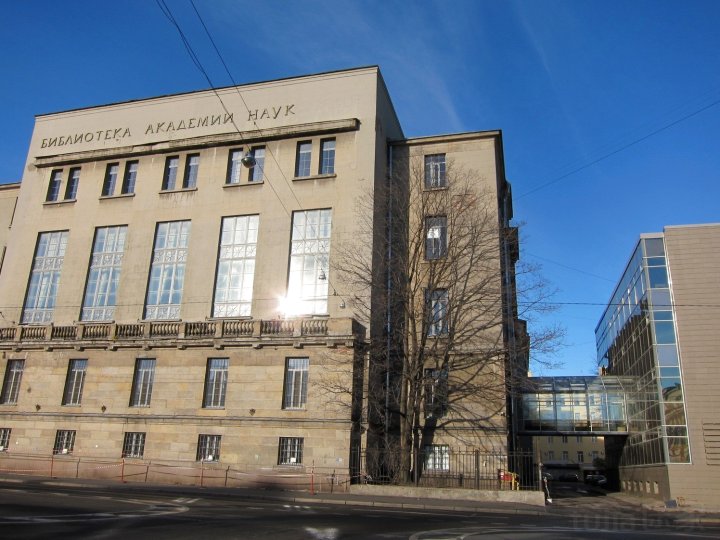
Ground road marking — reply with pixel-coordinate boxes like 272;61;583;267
304;527;339;540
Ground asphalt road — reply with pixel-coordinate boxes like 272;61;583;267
0;479;717;539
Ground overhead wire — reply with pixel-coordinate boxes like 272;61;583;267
155;0;341;306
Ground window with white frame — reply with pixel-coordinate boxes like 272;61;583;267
278;437;303;465
591;450;599;462
121;161;138;194
295;141;312;177
427;288;449;336
197;434;221;461
22;231;68;324
0;428;10;451
213;215;258;317
424;368;448;418
122;432;146;458
129;358;155;407
548;450;555;460
183;154;200;188
425;216;447;259
62;359;87;406
82;225;127;321
145;221;191;320
162;156;179;190
283;358;308;409
102;163;119;197
424;444;450;471
0;360;24;405
577;451;584;463
286;209;331;315
562;450;568;462
226;149;243;184
202;358;228;408
53;430;76;455
46;170;62;201
249;146;265;182
319;139;335;174
65;167;80;200
424;154;446;188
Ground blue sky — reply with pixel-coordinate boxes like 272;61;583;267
2;1;719;375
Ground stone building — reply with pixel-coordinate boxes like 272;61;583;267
0;67;522;485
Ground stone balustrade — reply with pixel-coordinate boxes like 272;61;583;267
0;317;362;350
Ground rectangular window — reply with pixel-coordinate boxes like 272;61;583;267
249;146;265;182
145;220;191;320
562;451;568;462
129;358;155;407
183;154;200;189
577;451;584;463
65;167;80;200
22;231;68;324
162;156;179;190
425;216;447;259
53;430;76;455
562;435;568;443
122;432;146;458
319;139;335;175
82;225;127;321
197;434;221;461
0;360;24;405
548;450;555;460
202;358;228;408
0;428;10;451
46;170;62;201
102;163;119;197
424;154;446;188
286;209;331;315
295;141;312;177
424;444;450;471
226;149;243;184
427;289;449;336
548;436;554;443
213;215;258;317
283;358;308;409
424;368;448;418
278;437;303;465
62;359;87;406
591;450;599;462
121;161;138;194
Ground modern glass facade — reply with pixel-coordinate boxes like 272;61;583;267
521;376;629;433
595;235;690;465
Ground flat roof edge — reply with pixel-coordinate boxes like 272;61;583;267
390;129;502;145
35;65;381;119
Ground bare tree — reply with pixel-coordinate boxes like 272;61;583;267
325;155;562;482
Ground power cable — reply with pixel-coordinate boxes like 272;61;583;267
517;96;720;199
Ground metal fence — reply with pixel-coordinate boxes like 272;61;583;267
354;447;538;491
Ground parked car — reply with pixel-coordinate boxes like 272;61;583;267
558;473;579;482
585;474;607;486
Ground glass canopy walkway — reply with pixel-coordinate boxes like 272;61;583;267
519;376;633;435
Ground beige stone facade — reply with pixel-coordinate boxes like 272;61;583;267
0;67;518;486
0;183;19;278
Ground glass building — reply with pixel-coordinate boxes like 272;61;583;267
595;235;690;467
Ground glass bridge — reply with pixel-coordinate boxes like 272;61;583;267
519;376;633;435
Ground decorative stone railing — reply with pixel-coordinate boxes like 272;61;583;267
0;317;363;349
